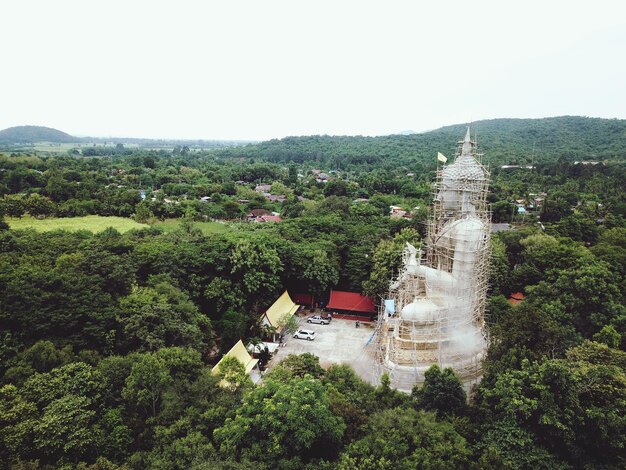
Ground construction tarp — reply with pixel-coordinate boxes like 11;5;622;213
262;290;299;328
212;339;259;375
384;299;395;316
326;290;376;314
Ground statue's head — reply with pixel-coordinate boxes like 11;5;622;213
437;129;486;212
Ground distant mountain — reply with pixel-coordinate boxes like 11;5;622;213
216;116;626;166
0;125;78;143
3;117;626;164
0;125;253;149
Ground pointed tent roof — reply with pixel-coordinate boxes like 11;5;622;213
212;339;259;375
326;290;376;313
262;290;299;328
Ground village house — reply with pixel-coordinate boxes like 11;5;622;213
247;208;282;223
316;173;329;183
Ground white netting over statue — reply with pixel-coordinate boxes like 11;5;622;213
372;128;491;392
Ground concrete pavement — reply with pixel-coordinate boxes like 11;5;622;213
266;312;380;385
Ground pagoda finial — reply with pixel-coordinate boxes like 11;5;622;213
461;127;472;156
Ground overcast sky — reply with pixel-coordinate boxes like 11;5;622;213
1;0;625;141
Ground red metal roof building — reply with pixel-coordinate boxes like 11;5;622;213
291;293;314;306
508;292;526;305
326;290;376;314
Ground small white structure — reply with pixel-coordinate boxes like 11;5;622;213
247;342;280;355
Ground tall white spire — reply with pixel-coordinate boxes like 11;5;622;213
461;127;472;156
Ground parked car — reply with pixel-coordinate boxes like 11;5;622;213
293;329;316;341
307;315;330;325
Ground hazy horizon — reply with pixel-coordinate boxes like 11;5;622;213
2;0;625;141
4;113;623;143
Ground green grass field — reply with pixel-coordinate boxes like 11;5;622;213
153;219;231;235
7;216;230;236
7;215;148;233
30;143;82;153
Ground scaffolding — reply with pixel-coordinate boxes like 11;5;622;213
373;129;491;392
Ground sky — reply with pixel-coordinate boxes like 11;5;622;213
1;0;625;141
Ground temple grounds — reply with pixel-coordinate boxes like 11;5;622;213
266;311;379;384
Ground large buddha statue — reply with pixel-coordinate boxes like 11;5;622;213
377;128;490;391
415;128;487;300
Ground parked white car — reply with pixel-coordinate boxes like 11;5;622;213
293;329;316;341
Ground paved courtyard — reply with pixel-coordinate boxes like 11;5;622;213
266;312;380;385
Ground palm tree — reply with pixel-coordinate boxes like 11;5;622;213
259;322;277;342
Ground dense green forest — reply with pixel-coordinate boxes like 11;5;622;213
3;116;626;163
215;116;626;167
0;120;625;469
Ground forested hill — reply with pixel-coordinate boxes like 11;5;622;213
0;125;77;143
216;116;626;167
4;116;626;164
0;125;252;149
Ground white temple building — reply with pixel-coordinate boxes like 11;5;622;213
374;128;491;392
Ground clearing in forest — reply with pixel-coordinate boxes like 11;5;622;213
7;215;148;233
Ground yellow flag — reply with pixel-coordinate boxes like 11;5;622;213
437;152;447;163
